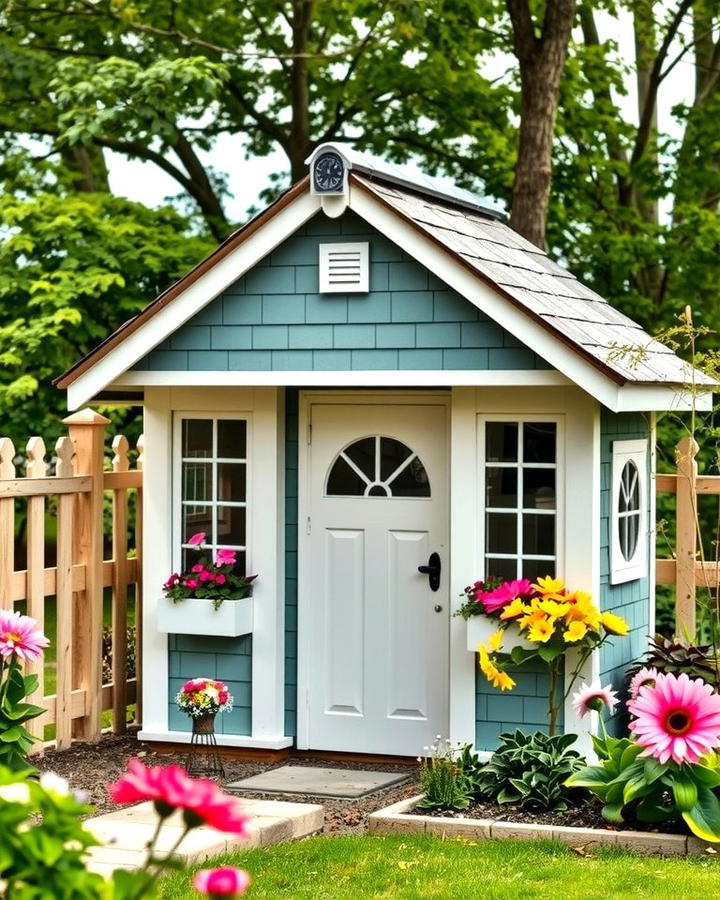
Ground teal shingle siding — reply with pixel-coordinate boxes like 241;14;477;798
599;410;652;734
133;212;553;373
167;634;252;735
475;662;563;751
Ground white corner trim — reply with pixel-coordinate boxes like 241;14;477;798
615;384;713;412
66;191;322;410
108;369;572;392
137;730;294;750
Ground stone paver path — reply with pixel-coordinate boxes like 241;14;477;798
226;765;410;799
85;798;323;876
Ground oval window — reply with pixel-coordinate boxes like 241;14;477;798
326;436;430;497
618;460;640;562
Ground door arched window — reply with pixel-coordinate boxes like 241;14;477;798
326;436;430;497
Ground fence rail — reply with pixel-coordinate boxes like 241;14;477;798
0;410;143;750
656;436;720;640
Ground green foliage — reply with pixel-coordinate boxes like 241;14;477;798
0;659;46;771
0;188;212;444
417;737;473;811
628;635;719;688
0;765;107;898
473;730;585;813
567;734;720;842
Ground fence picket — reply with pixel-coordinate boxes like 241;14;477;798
111;434;129;734
55;437;74;751
0;438;15;610
25;437;47;747
135;434;144;725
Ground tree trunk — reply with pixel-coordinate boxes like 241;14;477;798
60;145;109;193
289;0;314;181
507;0;577;249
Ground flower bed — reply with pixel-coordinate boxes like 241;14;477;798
368;795;712;857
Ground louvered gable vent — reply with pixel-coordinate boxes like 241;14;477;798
319;242;369;293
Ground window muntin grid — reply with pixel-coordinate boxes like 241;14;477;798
618;459;641;562
179;417;248;572
326;435;430;498
484;421;557;582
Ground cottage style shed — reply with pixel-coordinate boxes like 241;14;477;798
58;144;712;758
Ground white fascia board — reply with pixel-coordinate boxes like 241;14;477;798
137;730;293;749
350;189;630;411
614;384;714;412
109;369;572;390
66;191;323;410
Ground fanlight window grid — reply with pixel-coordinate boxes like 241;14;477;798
617;460;641;562
179;417;249;572
326;435;430;498
483;421;558;584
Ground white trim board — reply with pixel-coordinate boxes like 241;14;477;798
137;730;293;750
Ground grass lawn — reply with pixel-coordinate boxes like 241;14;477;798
157;834;720;899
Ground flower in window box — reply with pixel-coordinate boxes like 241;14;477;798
163;533;256;611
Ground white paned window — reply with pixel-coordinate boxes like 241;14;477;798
610;439;647;584
175;416;249;573
319;242;369;293
481;419;560;583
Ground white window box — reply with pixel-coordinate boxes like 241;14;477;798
465;616;534;653
157;596;253;637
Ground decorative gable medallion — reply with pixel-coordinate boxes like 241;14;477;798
319;242;369;293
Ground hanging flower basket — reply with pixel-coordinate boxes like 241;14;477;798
465;615;534;653
156;595;253;637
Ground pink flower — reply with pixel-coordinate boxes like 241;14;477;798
0;610;50;661
572;681;619;718
186;579;199;589
183;679;207;692
193;867;250;896
215;574;226;585
629;666;659;700
191;564;204;573
628;672;720;764
215;548;237;566
199;570;212;581
108;760;250;835
477;579;534;614
188;532;206;546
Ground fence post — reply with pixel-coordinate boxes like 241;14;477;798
63;408;110;742
134;434;144;726
675;436;698;641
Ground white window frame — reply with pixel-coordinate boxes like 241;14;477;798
478;415;564;582
318;242;369;293
172;413;252;574
610;439;648;584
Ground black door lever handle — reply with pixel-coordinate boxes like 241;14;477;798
418;551;441;592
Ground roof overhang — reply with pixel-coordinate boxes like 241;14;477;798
60;173;713;415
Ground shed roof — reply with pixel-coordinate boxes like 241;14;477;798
56;143;714;410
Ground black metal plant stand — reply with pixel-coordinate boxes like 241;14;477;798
185;713;226;778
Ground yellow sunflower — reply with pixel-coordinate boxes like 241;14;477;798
563;620;588;643
600;611;629;636
528;617;556;643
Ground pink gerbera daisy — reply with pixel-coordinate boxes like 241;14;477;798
628;672;720;765
0;610;50;661
629;666;659;701
572;681;619;718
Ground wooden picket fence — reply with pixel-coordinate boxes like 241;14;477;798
656;436;720;640
0;409;143;750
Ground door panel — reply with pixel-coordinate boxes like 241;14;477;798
302;400;449;756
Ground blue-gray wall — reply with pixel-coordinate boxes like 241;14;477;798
167;634;252;735
599;410;652;733
133;211;552;374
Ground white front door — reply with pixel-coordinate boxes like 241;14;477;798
300;399;449;756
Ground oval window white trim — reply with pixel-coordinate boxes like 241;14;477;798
610;439;648;584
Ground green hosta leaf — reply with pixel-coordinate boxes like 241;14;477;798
623;771;654;805
601;802;626;824
497;787;521;804
643;758;666;784
682;786;720;842
690;764;720;789
619;743;643;770
636;796;677;823
672;772;698;812
565;765;612;793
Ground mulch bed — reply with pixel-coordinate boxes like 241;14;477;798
413;798;687;834
33;730;421;835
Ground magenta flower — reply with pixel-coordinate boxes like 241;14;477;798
572;681;619;718
628;672;720;764
191;564;204;574
185;578;199;589
215;548;237;566
187;532;206;546
108;759;250;834
629;666;659;700
193;867;250;896
215;574;227;585
0;610;50;661
477;578;534;613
